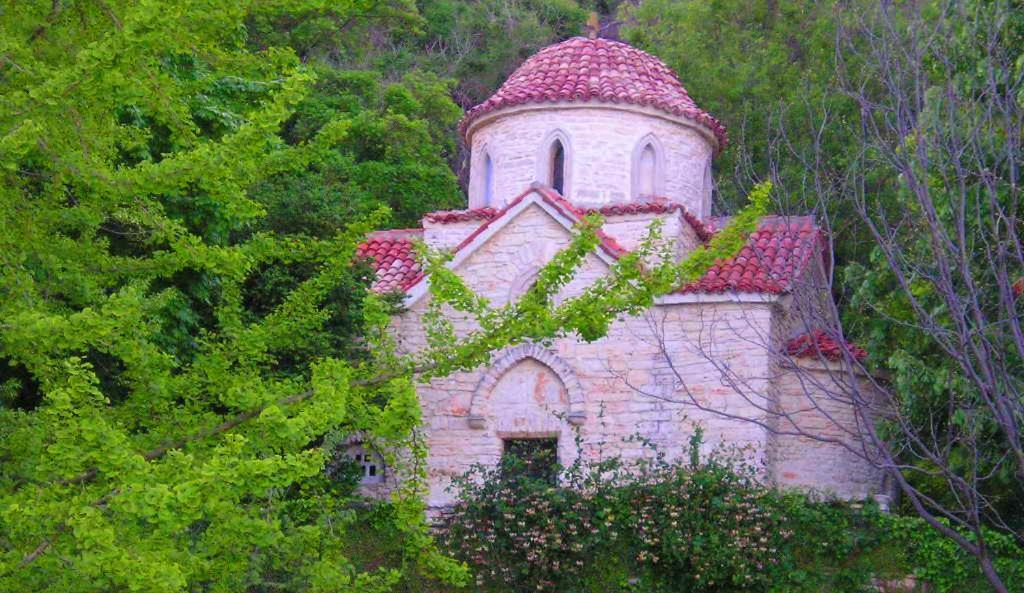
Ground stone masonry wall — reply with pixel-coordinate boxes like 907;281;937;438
600;210;703;260
377;199;884;507
400;302;780;509
467;103;716;217
770;363;885;500
423;218;482;251
761;242;885;500
387;202;779;507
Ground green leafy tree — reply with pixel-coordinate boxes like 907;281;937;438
251;0;591;182
0;3;770;591
619;0;854;211
256;68;464;231
835;2;1024;586
620;2;1024;590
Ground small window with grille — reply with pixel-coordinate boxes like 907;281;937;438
348;444;385;484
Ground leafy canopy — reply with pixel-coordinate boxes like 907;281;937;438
0;2;769;591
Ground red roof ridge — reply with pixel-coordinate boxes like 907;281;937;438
784;329;867;362
446;184;627;260
704;214;817;234
399;184;627;294
583;200;683;216
459;36;727;152
423;207;500;224
682;209;713;243
578;199;712;243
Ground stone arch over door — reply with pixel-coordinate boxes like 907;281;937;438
467;343;585;429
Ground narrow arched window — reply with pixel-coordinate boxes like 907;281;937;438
702;161;714;209
550;140;565;195
631;135;664;200
536;131;570;196
637;144;656;197
483;152;495;205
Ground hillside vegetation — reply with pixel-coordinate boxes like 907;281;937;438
1;1;1021;592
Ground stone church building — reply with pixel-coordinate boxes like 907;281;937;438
355;37;885;509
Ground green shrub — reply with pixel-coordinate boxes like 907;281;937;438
438;431;1024;593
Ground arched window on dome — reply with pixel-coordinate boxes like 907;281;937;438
631;135;664;200
701;160;714;212
549;139;566;195
537;131;571;196
637;145;656;196
483;151;495;206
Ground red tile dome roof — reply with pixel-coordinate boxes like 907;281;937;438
459;37;727;152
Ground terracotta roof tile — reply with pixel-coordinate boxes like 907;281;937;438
585;201;682;216
423;207;500;224
785;330;867;362
582;200;711;242
677;216;822;294
358;194;823;298
355;229;424;293
681;209;713;243
459;37;727;152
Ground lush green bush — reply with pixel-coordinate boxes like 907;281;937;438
438;432;1024;593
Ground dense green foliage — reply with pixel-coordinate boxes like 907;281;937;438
0;2;464;590
622;3;1024;574
1;0;1021;590
836;3;1024;537
0;4;769;591
621;0;852;211
441;435;1024;593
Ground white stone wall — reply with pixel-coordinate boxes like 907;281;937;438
379;201;884;508
467;103;716;217
600;210;703;260
422;218;481;250
769;363;885;500
387;203;777;507
401;301;780;508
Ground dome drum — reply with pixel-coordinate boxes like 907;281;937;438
463;37;724;218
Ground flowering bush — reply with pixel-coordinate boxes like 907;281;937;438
437;431;1024;593
622;463;787;590
439;433;798;592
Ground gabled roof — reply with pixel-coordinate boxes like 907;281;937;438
358;194;825;299
785;330;867;362
357;185;627;299
425;199;712;241
440;185;629;262
459;37;727;151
